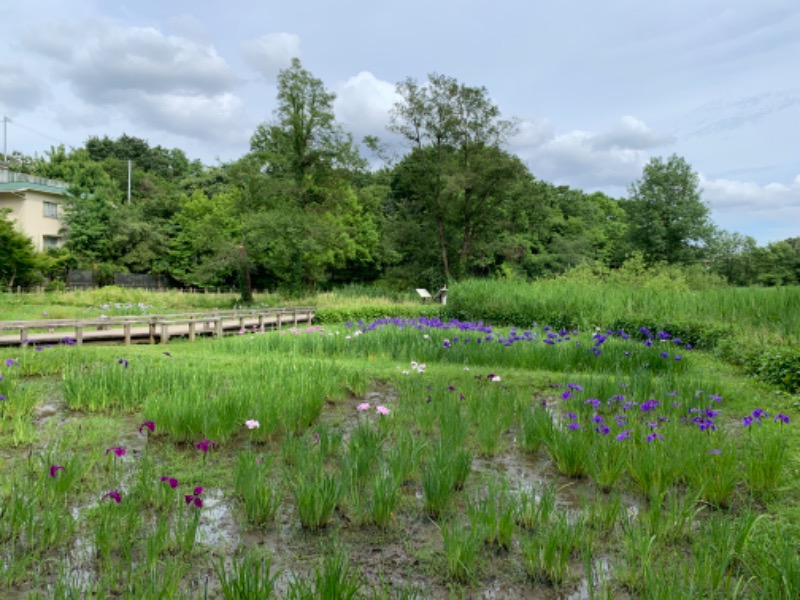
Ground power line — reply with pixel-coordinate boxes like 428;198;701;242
6;117;69;149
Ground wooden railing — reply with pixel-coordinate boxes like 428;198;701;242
0;307;316;347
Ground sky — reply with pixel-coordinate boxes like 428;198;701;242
2;0;798;245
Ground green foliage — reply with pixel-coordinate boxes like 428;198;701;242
624;154;714;266
387;73;522;284
313;304;442;325
0;210;40;288
751;345;800;394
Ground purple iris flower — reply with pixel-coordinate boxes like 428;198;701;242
139;420;156;434
774;414;791;424
49;465;65;478
646;433;664;442
105;446;126;457
616;430;632;441
568;422;582;431
594;425;611;435
707;449;722;455
118;358;129;368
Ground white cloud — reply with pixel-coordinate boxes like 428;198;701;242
0;62;48;109
27;20;238;101
334;71;399;140
129;91;251;146
701;174;800;243
701;173;800;219
19;18;250;145
591;116;675;150
240;33;301;80
511;118;663;189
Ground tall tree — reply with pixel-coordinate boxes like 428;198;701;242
242;59;379;290
389;73;519;283
249;58;364;206
624;154;713;265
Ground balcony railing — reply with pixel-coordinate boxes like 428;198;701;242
0;168;69;190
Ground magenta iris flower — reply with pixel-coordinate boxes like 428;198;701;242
139;420;156;434
49;465;65;478
161;476;179;488
185;486;204;508
195;439;218;453
102;490;122;504
105;446;126;457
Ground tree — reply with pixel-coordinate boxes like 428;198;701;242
0;209;40;288
706;229;758;285
388;73;519;283
249;58;364;206
241;59;379;291
624;154;713;265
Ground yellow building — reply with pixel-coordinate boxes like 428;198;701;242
0;167;68;251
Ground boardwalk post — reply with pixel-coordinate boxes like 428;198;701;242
124;323;131;345
160;322;170;344
20;328;27;343
149;322;155;344
293;308;298;326
189;320;196;342
277;310;282;330
75;327;84;345
215;318;223;338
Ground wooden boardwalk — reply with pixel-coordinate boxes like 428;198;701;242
0;307;315;347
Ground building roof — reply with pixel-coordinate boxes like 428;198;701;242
0;182;69;196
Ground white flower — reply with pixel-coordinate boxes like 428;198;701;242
245;419;260;430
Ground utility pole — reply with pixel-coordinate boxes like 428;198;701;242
2;116;9;163
127;159;132;204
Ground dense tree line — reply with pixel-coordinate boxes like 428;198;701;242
3;60;798;293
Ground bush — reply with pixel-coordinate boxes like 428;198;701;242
313;304;442;325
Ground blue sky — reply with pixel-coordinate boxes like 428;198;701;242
2;0;798;244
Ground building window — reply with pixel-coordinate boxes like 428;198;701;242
43;236;61;249
43;201;59;218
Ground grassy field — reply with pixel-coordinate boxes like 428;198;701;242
0;285;798;598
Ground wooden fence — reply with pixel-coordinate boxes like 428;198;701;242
0;307;316;347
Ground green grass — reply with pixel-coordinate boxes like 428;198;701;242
1;282;799;598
